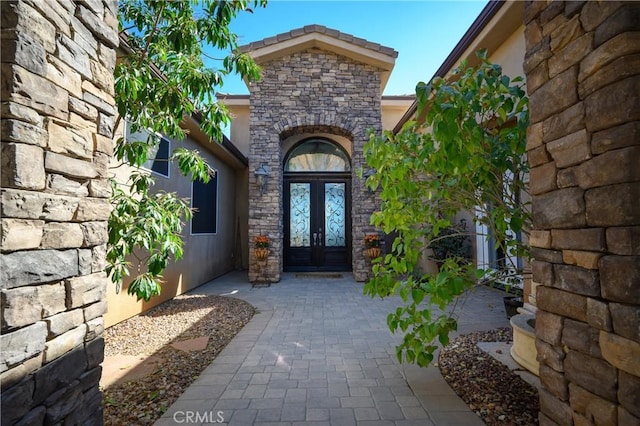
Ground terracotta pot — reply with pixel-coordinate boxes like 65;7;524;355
364;247;381;259
254;247;270;260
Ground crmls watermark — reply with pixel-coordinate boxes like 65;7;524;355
172;410;225;424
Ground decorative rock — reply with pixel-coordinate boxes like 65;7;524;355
538;388;572;426
0;322;47;371
87;178;111;198
80;221;108;247
618;407;640;426
542;102;584;143
538;286;587;322
536;310;564;345
1;143;46;190
575;146;640;190
530;230;551;249
3;64;69;120
565;349;617;401
591;120;640;155
0;377;35;425
527;144;551;168
529;67;578;123
532;260;554;285
43;384;82;424
584;76;640;133
600;256;640;304
47;120;93;160
531;247;564;263
85;317;104;341
539;364;568;401
526;121;543;150
569;383;618;425
0;250;78;289
551;228;606;251
550;15;582;52
562;318;601;356
0;218;44;251
594;3;640;48
610;302;640;344
579;1;625;32
1;28;47;76
68;96;98;121
619;371;640;418
0;355;41;391
65;273;108;308
85;337;104;369
90;244;107;272
536;338;565;372
33;345;87;405
579;53;640;99
83;300;107;322
549;33;593;78
546;129;590;169
1;287;41;330
552;264;599;297
529;162;557;195
587;297;612;332
41;222;84;249
1;189;79;222
75;5;118;48
37;282;67;317
46;56;82;97
2;119;48;147
78;249;92;275
44;152;98;179
46;174;89;197
600;331;640;377
532;187;585;229
74;198;111;221
44;324;86;363
562;250;602;270
586;183;640;227
56;33;91;80
0;102;43;126
46;309;84;338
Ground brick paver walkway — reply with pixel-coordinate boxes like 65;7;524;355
154;271;510;425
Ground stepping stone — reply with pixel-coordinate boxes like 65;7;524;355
171;336;209;352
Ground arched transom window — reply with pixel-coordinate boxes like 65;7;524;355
284;139;351;172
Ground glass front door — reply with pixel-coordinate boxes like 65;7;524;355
284;178;351;271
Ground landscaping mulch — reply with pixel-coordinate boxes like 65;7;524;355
102;294;255;425
439;327;540;425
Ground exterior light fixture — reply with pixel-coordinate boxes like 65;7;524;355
254;163;270;195
363;168;376;192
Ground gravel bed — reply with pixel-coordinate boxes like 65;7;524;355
102;294;255;425
439;327;540;425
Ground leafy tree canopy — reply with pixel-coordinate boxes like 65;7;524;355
108;0;266;301
363;51;529;367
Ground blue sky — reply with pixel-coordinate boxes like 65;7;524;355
214;0;489;96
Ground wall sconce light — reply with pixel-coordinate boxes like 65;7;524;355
364;168;376;192
254;163;270;195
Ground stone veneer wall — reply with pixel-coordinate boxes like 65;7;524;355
524;1;640;424
248;48;383;282
1;1;118;424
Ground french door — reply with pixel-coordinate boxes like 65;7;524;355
284;176;351;271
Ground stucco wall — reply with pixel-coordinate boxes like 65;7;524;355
247;47;385;282
105;126;240;327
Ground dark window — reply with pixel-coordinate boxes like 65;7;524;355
125;121;170;177
191;173;218;234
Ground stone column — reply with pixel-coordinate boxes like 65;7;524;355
1;1;118;424
524;1;640;424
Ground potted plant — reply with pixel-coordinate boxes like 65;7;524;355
427;220;472;267
364;233;382;259
254;235;270;260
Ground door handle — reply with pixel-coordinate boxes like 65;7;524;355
313;233;318;246
318;231;323;246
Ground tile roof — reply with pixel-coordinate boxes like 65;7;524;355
239;24;398;58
